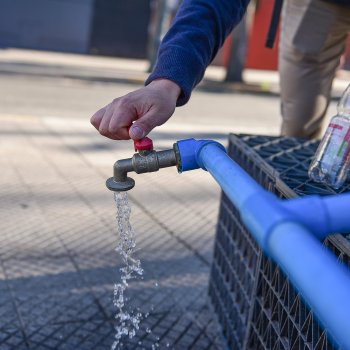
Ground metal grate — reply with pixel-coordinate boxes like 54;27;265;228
209;134;350;350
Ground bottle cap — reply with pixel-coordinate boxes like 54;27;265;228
134;137;153;151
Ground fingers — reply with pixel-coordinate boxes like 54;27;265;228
90;106;106;130
130;109;163;140
91;106;124;140
98;104;113;136
108;101;134;140
129;124;145;140
90;99;133;140
90;80;180;141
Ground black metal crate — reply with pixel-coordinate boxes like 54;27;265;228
208;134;350;350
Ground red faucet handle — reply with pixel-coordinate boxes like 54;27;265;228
134;137;154;151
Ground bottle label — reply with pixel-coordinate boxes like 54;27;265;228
338;127;350;157
321;122;350;170
329;123;343;130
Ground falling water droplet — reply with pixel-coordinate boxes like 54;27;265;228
111;192;144;350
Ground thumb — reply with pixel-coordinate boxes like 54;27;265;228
129;111;163;140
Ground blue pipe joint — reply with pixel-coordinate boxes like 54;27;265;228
176;139;226;172
240;192;294;253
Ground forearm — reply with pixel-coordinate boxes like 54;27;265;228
146;0;250;106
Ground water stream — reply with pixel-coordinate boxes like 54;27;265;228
111;191;144;350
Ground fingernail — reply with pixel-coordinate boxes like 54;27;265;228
130;125;144;139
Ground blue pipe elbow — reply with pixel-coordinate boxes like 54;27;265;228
176;139;226;172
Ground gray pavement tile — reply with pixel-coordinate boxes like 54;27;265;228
0;269;7;289
26;320;114;350
0;290;21;329
0;328;28;350
1;258;106;327
140;314;213;350
119;310;222;350
2;257;77;280
15;289;103;326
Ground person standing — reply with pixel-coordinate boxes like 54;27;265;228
279;0;350;138
91;0;350;141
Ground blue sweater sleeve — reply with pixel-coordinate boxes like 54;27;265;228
145;0;249;106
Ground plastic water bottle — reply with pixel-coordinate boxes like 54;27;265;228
308;84;350;189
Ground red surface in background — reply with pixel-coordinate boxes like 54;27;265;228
245;1;279;70
220;0;350;71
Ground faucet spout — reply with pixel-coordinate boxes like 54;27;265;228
106;144;179;192
106;158;135;191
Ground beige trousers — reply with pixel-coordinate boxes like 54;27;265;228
279;0;350;139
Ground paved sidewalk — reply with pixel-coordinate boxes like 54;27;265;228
0;113;225;349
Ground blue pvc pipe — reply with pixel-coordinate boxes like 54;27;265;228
281;194;350;240
176;139;350;348
318;194;350;234
182;140;289;250
269;222;350;349
176;138;226;172
178;139;265;208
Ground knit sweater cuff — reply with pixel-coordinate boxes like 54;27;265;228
145;45;205;107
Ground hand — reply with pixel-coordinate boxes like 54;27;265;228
90;79;181;140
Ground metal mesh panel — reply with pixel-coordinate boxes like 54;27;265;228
209;134;350;350
208;193;261;349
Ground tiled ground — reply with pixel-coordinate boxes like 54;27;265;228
0;115;226;350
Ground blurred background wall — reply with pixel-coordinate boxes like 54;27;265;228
0;0;151;57
0;0;95;53
0;0;349;72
